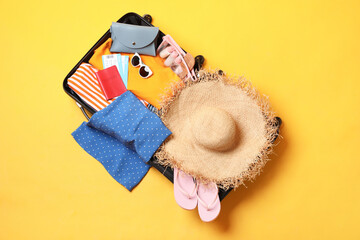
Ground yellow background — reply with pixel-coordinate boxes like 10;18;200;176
1;0;360;239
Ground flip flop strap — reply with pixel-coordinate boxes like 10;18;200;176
161;35;196;81
197;187;219;211
176;170;197;199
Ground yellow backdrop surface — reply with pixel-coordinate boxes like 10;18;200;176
1;0;360;239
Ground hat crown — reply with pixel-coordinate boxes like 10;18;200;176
190;107;237;151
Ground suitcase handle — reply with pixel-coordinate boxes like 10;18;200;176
75;102;90;120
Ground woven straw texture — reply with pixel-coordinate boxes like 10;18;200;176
155;70;278;190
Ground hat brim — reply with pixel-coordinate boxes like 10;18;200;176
155;70;279;190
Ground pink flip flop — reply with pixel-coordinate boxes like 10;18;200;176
197;182;221;222
174;168;197;210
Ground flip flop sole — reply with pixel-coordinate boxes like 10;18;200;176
174;168;197;210
197;183;221;222
198;199;220;222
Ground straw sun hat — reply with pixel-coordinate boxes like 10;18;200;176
155;70;280;190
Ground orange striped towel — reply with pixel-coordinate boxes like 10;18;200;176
68;63;115;111
68;63;150;112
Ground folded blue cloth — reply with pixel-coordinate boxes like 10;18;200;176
72;91;172;191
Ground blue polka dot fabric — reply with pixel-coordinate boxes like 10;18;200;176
72;91;172;191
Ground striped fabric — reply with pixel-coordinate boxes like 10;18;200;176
68;63;155;113
68;63;115;111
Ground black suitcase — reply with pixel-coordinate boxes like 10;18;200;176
63;12;281;201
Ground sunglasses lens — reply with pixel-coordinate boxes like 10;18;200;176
131;56;140;66
139;66;150;78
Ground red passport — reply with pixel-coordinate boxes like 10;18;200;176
95;66;127;100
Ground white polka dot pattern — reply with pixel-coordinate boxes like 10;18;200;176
72;91;172;191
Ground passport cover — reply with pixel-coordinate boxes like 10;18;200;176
95;66;127;100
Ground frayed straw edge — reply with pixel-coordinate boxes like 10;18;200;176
154;69;280;190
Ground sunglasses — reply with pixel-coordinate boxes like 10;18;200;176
131;52;153;79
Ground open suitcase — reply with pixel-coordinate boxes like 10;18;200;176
63;12;281;201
